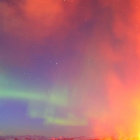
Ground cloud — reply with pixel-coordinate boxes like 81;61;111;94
86;0;140;138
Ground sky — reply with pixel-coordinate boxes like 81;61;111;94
1;0;140;138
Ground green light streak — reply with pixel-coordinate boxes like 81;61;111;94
0;88;68;106
46;116;87;126
0;73;87;126
29;108;88;126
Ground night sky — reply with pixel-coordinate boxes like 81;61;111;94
1;0;140;138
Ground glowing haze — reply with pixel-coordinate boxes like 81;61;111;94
0;0;140;138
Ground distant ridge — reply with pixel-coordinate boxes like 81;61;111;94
0;136;140;140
